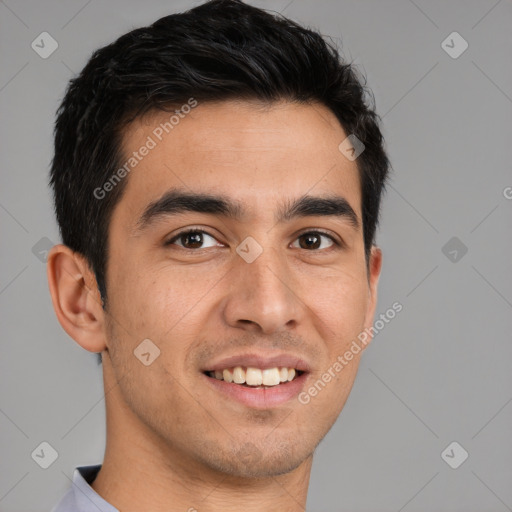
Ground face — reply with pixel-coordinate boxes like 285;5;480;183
102;99;381;478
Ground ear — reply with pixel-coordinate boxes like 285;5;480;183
361;245;383;349
47;244;107;354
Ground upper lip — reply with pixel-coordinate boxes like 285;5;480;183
203;352;311;373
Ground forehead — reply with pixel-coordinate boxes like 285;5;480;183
116;99;361;222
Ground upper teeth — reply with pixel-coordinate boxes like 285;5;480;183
211;367;298;387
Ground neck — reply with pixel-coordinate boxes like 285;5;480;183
91;354;313;512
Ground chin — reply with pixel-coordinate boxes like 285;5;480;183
197;439;309;478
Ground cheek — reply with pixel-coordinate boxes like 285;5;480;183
305;267;369;351
295;272;367;428
110;261;221;340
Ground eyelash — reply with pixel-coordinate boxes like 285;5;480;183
165;228;341;251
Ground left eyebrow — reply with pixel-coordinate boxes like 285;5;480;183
277;194;359;230
133;188;360;234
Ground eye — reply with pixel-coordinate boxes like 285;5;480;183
166;230;222;250
292;231;338;250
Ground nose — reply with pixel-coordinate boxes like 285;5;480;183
222;246;302;335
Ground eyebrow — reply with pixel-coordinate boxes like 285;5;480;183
134;188;359;233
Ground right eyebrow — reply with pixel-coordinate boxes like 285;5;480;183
134;188;245;234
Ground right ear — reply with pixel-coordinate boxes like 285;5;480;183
46;244;108;354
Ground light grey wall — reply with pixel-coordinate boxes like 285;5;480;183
1;1;511;511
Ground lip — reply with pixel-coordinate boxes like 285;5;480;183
202;352;311;373
203;371;309;409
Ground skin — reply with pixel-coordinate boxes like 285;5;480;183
47;99;382;512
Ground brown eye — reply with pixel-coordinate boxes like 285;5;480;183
294;232;336;250
167;230;220;250
180;231;204;248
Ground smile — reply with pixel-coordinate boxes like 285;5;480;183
203;368;309;409
205;366;303;388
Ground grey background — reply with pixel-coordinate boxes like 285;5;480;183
1;0;511;511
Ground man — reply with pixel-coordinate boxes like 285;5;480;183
48;0;389;510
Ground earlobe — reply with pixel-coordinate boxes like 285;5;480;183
361;245;383;349
368;245;383;299
47;244;107;354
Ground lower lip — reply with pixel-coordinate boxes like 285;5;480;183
203;372;308;409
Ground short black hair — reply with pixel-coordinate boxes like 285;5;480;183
50;0;389;314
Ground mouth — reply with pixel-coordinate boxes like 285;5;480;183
203;366;305;389
201;360;310;409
